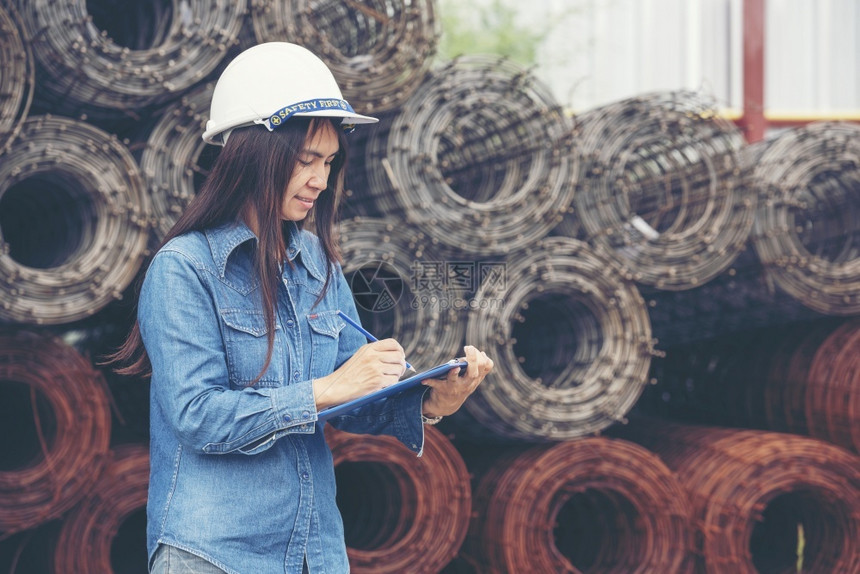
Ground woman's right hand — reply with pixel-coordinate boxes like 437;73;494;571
312;339;407;410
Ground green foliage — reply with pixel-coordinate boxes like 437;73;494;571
436;0;546;66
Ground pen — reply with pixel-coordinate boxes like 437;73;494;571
337;309;415;372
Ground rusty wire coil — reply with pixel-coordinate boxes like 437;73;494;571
613;418;860;574
749;121;860;315
461;236;654;441
338;216;466;369
0;330;111;537
363;55;577;254
0;115;149;324
806;318;860;453
569;90;753;290
250;0;437;114
760;320;837;435
140;81;217;239
11;0;244;117
0;2;33;153
53;443;148;574
325;424;471;573
465;438;694;573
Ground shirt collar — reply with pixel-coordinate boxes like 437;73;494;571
204;220;327;282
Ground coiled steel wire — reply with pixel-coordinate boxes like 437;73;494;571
338;216;466;369
642;318;842;434
643;317;860;455
11;0;245;116
250;0;437;114
0;330;111;536
0;115;150;324
464;438;694;573
568;90;753;290
0;2;33;153
802;318;860;453
325;424;471;574
140;81;217;239
640;129;824;347
53;444;148;573
340;109;398;219
612;418;860;574
644;246;827;348
749;121;860;315
462;236;655;441
364;55;577;254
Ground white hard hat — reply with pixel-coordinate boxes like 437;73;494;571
202;42;378;145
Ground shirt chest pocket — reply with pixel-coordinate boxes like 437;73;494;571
307;310;345;379
221;309;283;387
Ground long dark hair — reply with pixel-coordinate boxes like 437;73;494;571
108;117;348;380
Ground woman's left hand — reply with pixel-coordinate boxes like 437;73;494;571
421;345;493;417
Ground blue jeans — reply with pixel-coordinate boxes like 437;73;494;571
150;545;227;574
150;544;311;573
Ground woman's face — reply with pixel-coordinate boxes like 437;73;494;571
281;121;340;221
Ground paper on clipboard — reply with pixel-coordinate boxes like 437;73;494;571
316;359;467;422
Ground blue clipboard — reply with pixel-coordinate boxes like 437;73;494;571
316;359;468;422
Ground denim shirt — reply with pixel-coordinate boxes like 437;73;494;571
138;221;427;574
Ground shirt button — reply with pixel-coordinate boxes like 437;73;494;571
293;371;300;380
286;319;294;327
301;411;310;420
301;471;309;480
283;414;292;422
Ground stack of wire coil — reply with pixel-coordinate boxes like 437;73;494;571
0;115;149;325
464;438;694;573
11;0;245;118
0;2;33;153
644;245;827;348
0;330;112;536
460;236;655;441
646;317;860;454
140;81;217;239
749;121;860;315
53;444;149;574
643;318;836;431
612;417;860;574
337;216;466;369
250;0;438;114
2;3;860;570
326;425;471;574
363;54;577;255
567;90;753;290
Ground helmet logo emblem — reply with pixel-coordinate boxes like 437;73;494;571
259;98;357;132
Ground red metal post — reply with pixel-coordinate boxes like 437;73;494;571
739;0;766;142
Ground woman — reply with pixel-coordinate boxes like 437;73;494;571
111;43;493;574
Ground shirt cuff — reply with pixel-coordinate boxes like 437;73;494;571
271;379;318;433
391;387;428;456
